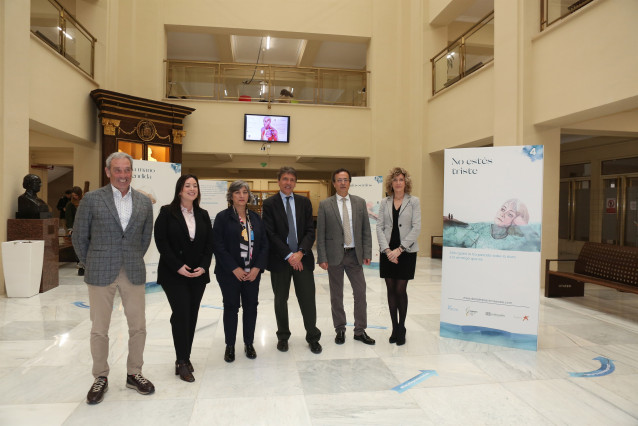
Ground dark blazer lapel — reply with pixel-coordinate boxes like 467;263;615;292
177;207;191;239
192;208;207;241
276;194;290;236
293;194;304;238
101;186;124;232
227;207;240;227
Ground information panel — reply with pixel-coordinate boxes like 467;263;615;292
440;146;543;350
350;176;384;265
131;161;181;285
199;180;229;228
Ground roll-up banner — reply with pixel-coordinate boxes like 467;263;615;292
199;180;229;227
131;161;182;285
440;146;543;351
350;176;384;265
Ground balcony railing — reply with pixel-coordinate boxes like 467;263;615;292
30;0;96;77
541;0;595;30
431;11;494;95
165;60;368;107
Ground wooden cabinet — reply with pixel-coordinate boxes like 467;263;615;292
90;90;195;185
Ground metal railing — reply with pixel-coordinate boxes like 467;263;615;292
541;0;595;30
30;0;96;77
431;11;494;95
165;60;368;107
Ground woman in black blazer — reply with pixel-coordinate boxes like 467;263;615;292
212;180;268;363
154;174;214;382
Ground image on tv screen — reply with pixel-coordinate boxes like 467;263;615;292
244;114;290;143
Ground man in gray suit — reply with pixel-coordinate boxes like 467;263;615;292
317;168;375;345
72;152;155;405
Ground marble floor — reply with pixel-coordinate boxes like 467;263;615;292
1;257;638;425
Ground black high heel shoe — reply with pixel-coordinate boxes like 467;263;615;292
224;345;235;363
396;327;406;346
175;360;195;382
389;329;397;344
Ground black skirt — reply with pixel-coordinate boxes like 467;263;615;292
380;251;416;280
380;201;417;279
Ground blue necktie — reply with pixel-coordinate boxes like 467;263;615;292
286;196;297;252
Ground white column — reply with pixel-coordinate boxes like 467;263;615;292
0;0;31;294
493;0;560;285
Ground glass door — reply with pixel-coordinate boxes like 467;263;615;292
558;181;569;239
558;179;590;241
573;180;590;241
624;177;638;247
601;178;620;244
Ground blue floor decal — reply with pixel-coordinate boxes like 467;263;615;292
201;304;224;310
392;370;438;393
345;322;387;330
569;357;615;377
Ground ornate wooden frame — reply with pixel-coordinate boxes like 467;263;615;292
90;89;195;185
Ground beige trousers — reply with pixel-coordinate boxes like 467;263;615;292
87;268;146;378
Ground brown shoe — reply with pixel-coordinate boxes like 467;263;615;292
86;376;108;405
175;361;195;383
126;373;155;395
175;360;194;373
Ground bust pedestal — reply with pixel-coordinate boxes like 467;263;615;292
7;219;59;293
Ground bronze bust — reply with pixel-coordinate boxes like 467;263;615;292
16;174;52;219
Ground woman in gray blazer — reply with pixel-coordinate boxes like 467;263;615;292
376;167;421;345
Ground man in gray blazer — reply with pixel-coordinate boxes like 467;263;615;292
317;168;375;345
72;152;155;405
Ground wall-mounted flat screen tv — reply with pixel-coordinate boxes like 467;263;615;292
244;114;290;143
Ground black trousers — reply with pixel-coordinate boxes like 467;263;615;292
270;265;321;343
217;273;261;345
161;280;207;361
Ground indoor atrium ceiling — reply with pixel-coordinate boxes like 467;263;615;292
168;0;495;177
166;31;369;70
165;1;494;69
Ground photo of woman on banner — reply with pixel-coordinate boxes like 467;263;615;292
443;198;541;252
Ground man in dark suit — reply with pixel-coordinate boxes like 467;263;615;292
72;152;155;405
317;168;375;345
263;167;322;354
